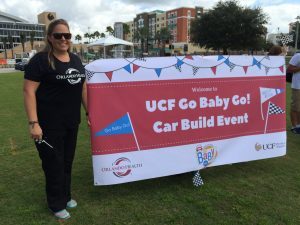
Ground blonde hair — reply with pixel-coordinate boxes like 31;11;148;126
43;19;70;70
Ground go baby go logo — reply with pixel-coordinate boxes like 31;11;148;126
101;157;143;178
196;144;218;167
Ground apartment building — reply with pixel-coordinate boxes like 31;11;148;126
166;7;195;43
0;11;46;52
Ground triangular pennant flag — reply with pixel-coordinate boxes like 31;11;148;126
260;87;284;103
133;64;140;73
217;55;225;61
279;65;284;73
243;66;248;74
268;102;285;115
192;67;199;76
123;64;131;74
192;170;204;187
105;71;113;81
252;58;261;69
265;66;270;74
155;68;162;77
224;58;235;71
177;59;184;67
211;66;217;75
85;69;95;80
95;114;133;136
185;55;194;60
175;64;182;72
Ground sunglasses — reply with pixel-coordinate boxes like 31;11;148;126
52;33;72;40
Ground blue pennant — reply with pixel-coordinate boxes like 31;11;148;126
177;59;184;67
217;55;225;61
155;68;162;77
224;58;230;66
95;114;133;136
252;58;261;69
123;64;131;73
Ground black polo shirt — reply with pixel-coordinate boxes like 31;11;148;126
24;52;85;130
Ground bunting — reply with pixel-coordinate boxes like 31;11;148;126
85;55;285;81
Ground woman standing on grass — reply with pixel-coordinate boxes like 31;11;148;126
23;19;88;220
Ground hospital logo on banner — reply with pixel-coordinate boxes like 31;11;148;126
101;157;143;178
196;144;218;167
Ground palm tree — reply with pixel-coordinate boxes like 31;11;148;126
75;34;82;43
8;35;14;58
84;32;90;43
94;31;100;39
106;26;114;35
1;36;8;59
100;33;106;38
123;23;130;40
19;33;26;53
133;27;150;54
30;30;35;50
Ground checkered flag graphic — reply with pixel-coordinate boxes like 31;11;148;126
192;170;204;187
228;62;235;71
85;69;95;80
192;66;199;76
278;34;293;46
175;64;182;72
137;57;147;61
264;66;270;74
268;102;285;115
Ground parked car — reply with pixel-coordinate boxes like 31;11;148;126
14;61;27;71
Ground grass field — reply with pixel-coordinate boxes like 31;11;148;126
0;71;299;225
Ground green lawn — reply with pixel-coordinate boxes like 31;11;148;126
0;72;299;225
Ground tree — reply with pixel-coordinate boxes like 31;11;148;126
133;27;150;54
30;30;35;50
289;21;300;49
1;36;8;59
84;32;90;43
8;35;14;58
106;26;114;35
19;33;26;53
155;28;173;55
94;31;100;39
100;33;106;38
190;0;268;54
123;23;130;40
75;34;82;43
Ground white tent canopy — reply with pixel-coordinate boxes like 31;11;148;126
87;36;134;58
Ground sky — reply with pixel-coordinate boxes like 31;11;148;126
1;0;300;39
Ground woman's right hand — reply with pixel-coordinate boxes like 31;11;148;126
29;123;43;141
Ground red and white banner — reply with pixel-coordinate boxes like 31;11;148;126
85;55;286;185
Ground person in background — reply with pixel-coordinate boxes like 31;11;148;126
287;51;300;134
268;45;283;56
23;19;88;219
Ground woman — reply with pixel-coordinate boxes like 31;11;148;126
23;19;88;220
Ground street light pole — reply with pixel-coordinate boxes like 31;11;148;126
295;16;300;51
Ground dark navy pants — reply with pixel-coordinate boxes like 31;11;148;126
35;126;78;212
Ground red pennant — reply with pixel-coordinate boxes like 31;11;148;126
243;66;248;74
133;64;140;73
211;66;217;75
279;66;284;73
185;55;194;60
105;72;113;81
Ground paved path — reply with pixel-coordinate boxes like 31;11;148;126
0;68;18;73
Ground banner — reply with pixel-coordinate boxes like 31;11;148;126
85;55;286;185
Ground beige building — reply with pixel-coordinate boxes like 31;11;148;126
37;12;57;30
